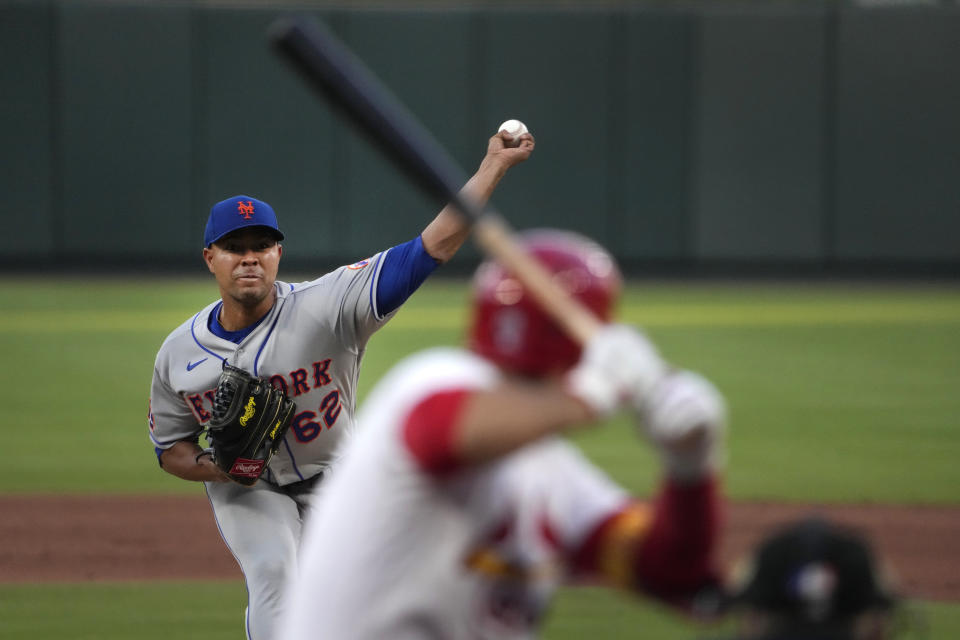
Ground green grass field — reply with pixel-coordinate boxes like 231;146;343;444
1;276;958;639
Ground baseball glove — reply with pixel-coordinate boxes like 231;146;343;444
205;363;296;486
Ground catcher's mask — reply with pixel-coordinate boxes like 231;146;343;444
468;229;622;378
726;517;899;636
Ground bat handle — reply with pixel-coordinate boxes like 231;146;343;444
473;215;602;345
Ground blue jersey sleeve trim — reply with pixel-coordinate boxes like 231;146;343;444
376;235;440;316
149;430;191;448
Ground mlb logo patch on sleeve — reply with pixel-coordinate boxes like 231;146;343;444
348;259;371;270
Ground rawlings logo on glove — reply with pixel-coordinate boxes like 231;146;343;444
230;458;267;479
206;363;296;486
239;397;257;426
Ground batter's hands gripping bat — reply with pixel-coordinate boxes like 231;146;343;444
267;15;600;345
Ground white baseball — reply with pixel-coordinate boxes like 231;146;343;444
498;119;529;147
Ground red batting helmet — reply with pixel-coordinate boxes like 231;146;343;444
468;229;622;377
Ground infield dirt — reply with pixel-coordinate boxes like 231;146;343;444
2;495;958;602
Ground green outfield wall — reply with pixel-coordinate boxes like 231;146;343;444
1;0;958;274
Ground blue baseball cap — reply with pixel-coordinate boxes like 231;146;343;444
204;195;285;247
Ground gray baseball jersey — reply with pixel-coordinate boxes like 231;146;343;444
148;251;391;485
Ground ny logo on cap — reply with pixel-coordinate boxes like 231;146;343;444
237;200;255;219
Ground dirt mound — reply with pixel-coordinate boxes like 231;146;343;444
2;495;957;601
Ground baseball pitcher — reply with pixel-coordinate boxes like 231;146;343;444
147;129;534;640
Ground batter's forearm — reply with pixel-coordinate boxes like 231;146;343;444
633;476;721;604
160;440;230;483
571;478;721;609
454;384;595;465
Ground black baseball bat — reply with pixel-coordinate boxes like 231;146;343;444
268;15;600;343
268;16;478;219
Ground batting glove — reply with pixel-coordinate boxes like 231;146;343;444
636;370;727;481
565;324;667;417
